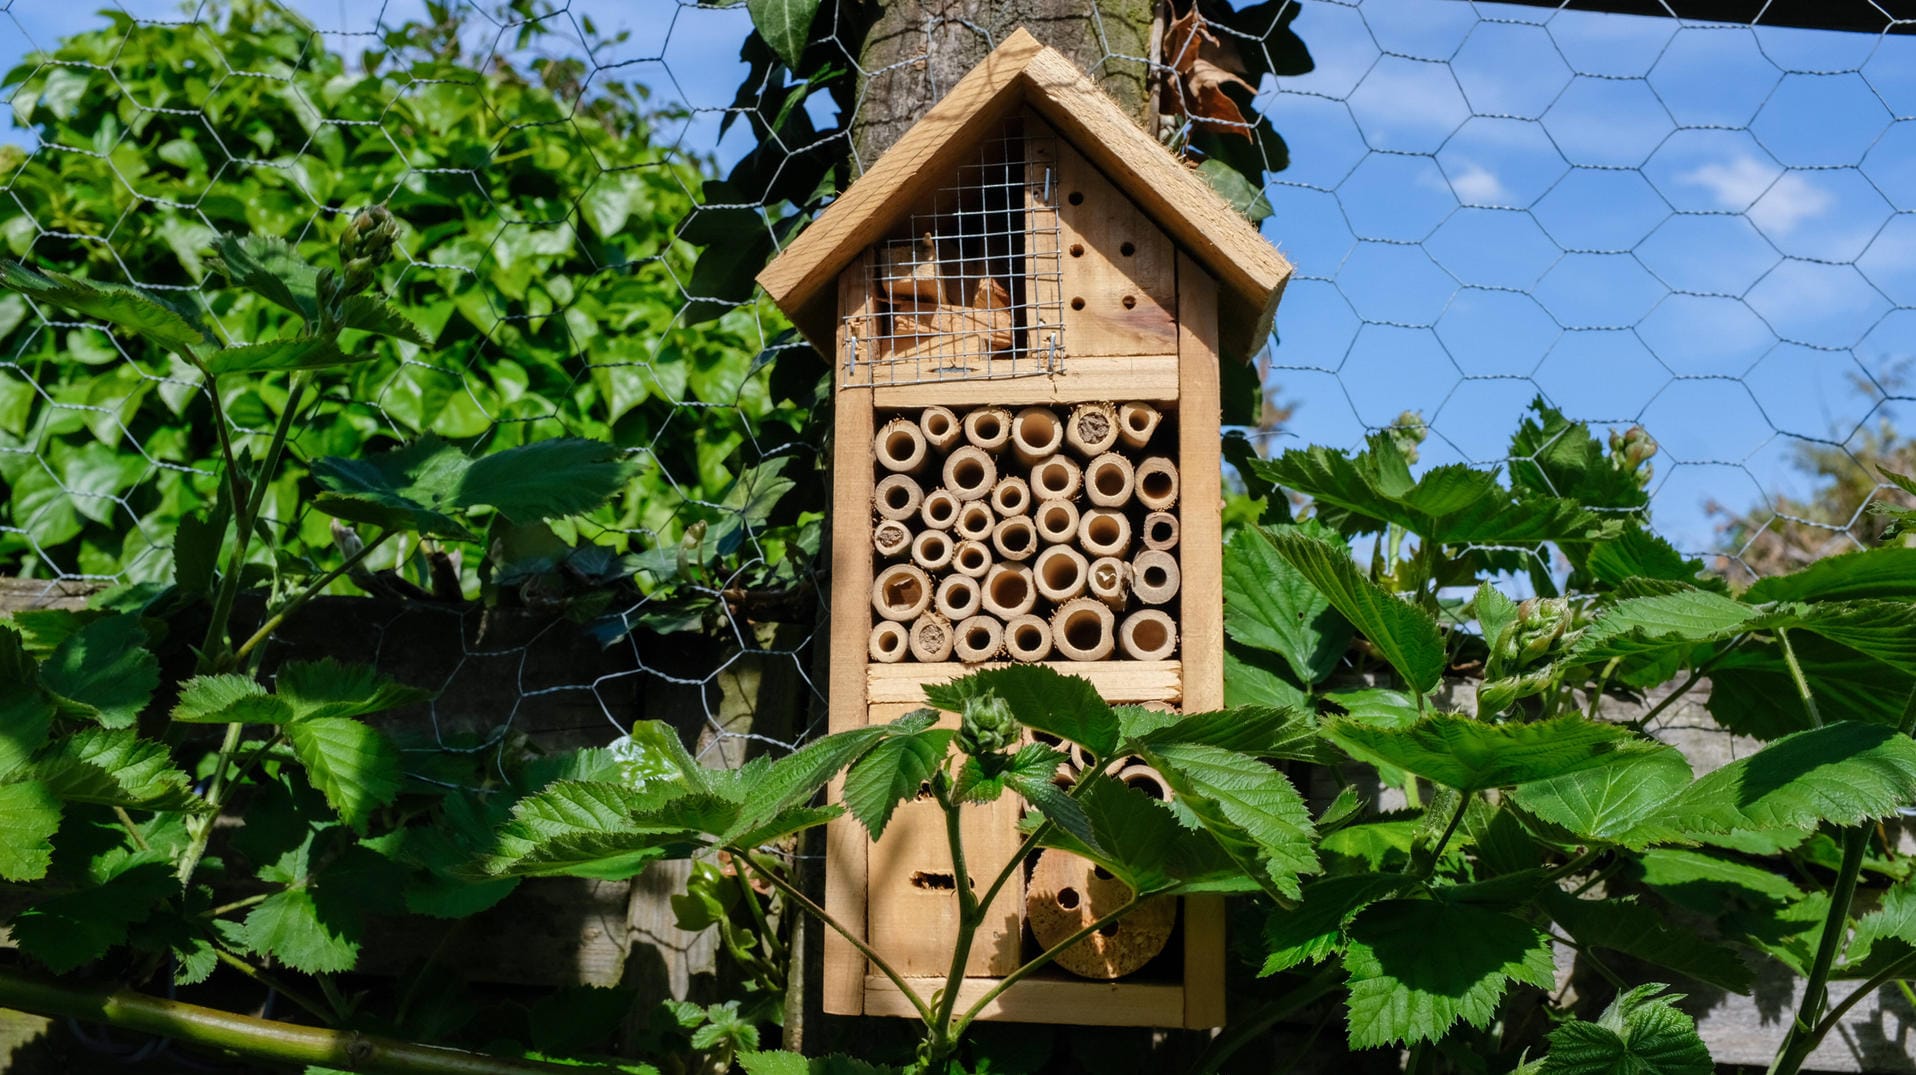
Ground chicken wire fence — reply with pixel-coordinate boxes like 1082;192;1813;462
1;0;1914;775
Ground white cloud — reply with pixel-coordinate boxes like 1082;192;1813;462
1447;162;1510;204
1681;155;1831;235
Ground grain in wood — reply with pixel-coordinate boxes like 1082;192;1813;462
866;660;1182;705
919;405;961;450
920;487;961;530
943;444;998;502
1079;509;1132;559
880;234;942;302
954;500;997;542
1032;498;1080;545
981;563;1037;619
1135;457;1179;510
953;615;1005;663
1003;614;1053;662
1033;545;1089;602
874;520;913;559
963;405;1012;450
910;529;954;572
1130;550;1180;606
1118;609;1177;660
1011;405;1065;465
1088;556;1130;609
1065;401;1119;456
951;539;993;578
1050;597;1115;661
876;418;929;473
935;574;984;621
1025;850;1175;978
870;621;909;663
991;515;1039;563
872;563;933;621
1141;511;1179;551
1029;453;1083;502
1117;402;1162;449
909;613;955;662
990;475;1032;518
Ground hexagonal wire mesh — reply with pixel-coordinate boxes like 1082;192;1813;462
1;0;1913;775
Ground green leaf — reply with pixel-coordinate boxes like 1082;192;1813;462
460;438;636;523
1008;765;1098;853
171;674;294;724
1262;526;1445;694
205;233;318;320
1138;741;1318;900
1472;582;1519;664
1746;546;1916;603
1848;879;1916;964
38;612;158;728
1047;778;1181;894
172;509;222;595
0;627;53;779
1510;743;1693;849
1223;525;1350;684
923;664;1119;759
1260;873;1405;975
32;727;206;812
1631;848;1802;913
728;805;843;850
1506;398;1650;511
0;261;208;355
1326;713;1637;792
1224;646;1311;710
313;436;634;538
1544;892;1752;993
1126;705;1329;764
201;336;353;375
276;659;429;720
842;721;952;840
1541;984;1712;1075
9;861;178;973
1655;722;1916;835
722;724;895;841
1342;898;1557;1048
481;780;690;880
739;1051;901;1075
1706;635;1915;740
1570;587;1754;663
335;293;430;345
747;0;820;69
1196;158;1272;221
238;887;358;974
287;717;402;833
0;780;60;881
1584;528;1709;590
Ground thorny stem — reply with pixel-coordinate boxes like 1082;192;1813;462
730;854;783;964
232;530;394;665
176;722;245;885
212;949;335;1025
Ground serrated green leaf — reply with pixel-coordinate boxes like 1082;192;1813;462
1139;741;1318;900
205;232;318;320
0;627;53;780
287;717;401;833
747;0;820;68
1472;582;1519;663
1507;398;1650;512
842;722;951;840
1706;635;1915;740
202;336;352;375
32;727;206;812
1544;892;1752;993
335;293;430;345
729;805;843;850
1224;645;1311;710
1223;525;1350;684
0;261;208;354
276;659;429;720
460;438;637;523
172;510;222;595
1848;880;1916;964
480;780;703;880
1126;705;1329;763
1342;898;1556;1048
1511;743;1693;849
1260;873;1405;975
740;1051;901;1075
1584;528;1709;590
0;780;60;881
1541;984;1711;1075
38;612;157;728
1008;764;1098;852
723;724;893;842
171;674;293;724
1655;722;1916;835
1570;587;1754;663
1631;848;1802;913
1327;713;1637;792
1746;546;1916;604
239;887;359;974
313;435;633;538
1262;526;1445;694
9;861;178;972
924;664;1119;759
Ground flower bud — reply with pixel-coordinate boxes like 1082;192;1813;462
337;205;398;295
958;691;1019;756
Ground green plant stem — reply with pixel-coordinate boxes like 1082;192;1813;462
730;856;784;964
208;891;271;918
1768;823;1870;1075
1776;628;1823;729
1549;931;1627;990
1586;658;1621;721
930;779;979;1046
1414;792;1471;877
727;846;931;1025
0;967;605;1075
177;721;246;884
1189;964;1343;1075
232;529;393;665
113;807;150;851
950;893;1144;1039
1542;846;1602;884
1805;950;1916;1050
198;372;307;674
213;948;335;1025
1628;667;1705;732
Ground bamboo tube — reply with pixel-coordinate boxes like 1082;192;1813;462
1011;406;1065;466
909;613;954;662
875;418;929;474
920;487;960;531
953;615;1004;663
1115;761;1171;800
935;573;984;621
991;515;1039;563
874;520;912;560
1083;453;1135;508
1033;545;1089;603
954;500;996;542
919;405;961;451
869;620;909;663
1141;510;1180;551
943;444;998;502
982;563;1037;619
874;474;924;522
1051;598;1116;661
1131;549;1181;606
990;475;1031;518
951;539;992;578
910;528;954;572
1033;499;1080;546
1004;613;1053;662
963;405;1012;451
872;563;932;621
1117;402;1162;449
1065;401;1120;456
1026;850;1176;978
1088;556;1130;609
1119;609;1178;660
1029;454;1083;502
1079;509;1132;560
1135;457;1179;510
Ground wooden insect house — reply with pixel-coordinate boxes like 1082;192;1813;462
757;28;1291;1027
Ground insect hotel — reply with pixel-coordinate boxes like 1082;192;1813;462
757;29;1290;1027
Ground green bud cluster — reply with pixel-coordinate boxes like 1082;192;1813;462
957;691;1019;756
1608;424;1658;487
337;205;399;296
1505;597;1580;666
1387;409;1428;465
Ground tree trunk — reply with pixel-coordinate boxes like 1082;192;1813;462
851;0;1159;169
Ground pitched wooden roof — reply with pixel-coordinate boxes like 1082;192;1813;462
755;27;1292;364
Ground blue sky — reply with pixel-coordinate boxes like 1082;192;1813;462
4;0;1912;563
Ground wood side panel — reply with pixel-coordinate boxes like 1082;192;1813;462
1052;139;1178;358
863;976;1185;1026
868;660;1182;705
867;357;1180;408
823;256;878;1016
1175;253;1228;1029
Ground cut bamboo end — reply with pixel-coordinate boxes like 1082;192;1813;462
982;563;1037;619
1079;509;1133;560
951;539;993;579
910;528;954;572
875;418;929;474
1135;456;1180;510
990;476;1032;518
1117;402;1163;450
1011;406;1065;465
919;405;960;451
1119;609;1178;660
1088;556;1130;610
1026;849;1176;979
1131;549;1181;606
1029;454;1083;502
874;473;925;521
935;573;984;621
1141;510;1180;551
943;444;998;502
954;500;996;542
963;406;1012;451
872;563;932;621
1083;453;1135;508
991;515;1039;563
919;487;960;531
869;620;909;664
1003;613;1053;662
1050;597;1116;662
909;613;954;662
1033;545;1090;603
953;615;1005;663
1065;401;1119;456
1032;499;1080;546
874;520;913;560
1114;761;1171;800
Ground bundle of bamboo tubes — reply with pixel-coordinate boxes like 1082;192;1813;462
868;401;1182;663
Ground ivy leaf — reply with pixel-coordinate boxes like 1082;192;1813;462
924;664;1119;760
1260;873;1405;976
286;717;401;833
1139;741;1318;900
170;674;293;724
1510;742;1693;849
1656;722;1916;836
9;861;178;972
238;887;359;974
1223;525;1350;684
38;612;158;728
747;0;820;69
1342;898;1557;1048
0;781;60;881
313;435;634;539
1326;713;1637;793
0;261;209;355
201;336;351;375
276;659;429;721
31;727;206;812
1541;984;1712;1075
1262;526;1444;694
1544;892;1751;993
842;721;953;840
205;232;318;320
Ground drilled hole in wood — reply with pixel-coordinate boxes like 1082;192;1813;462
1093;865;1114;880
1068;191;1083;205
1097;922;1119;937
1069;243;1084;257
912;871;956;890
1120;240;1135;257
1121;295;1137;310
1057;887;1080;909
1070;297;1086;311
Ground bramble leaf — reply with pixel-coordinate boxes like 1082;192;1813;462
1262;526;1444;694
276;659;429;721
0;781;60;881
170;674;293;724
1544;893;1752;993
32;727;206;812
238;887;359;974
1342;898;1556;1048
1510;742;1692;849
9;861;178;972
286;717;401;833
1655;722;1916;835
201;336;350;375
924;664;1119;759
1540;984;1711;1075
1223;524;1349;684
1745;545;1916;603
1326;713;1637;792
1260;873;1405;976
205;233;318;320
38;612;157;728
1140;741;1318;900
1848;879;1916;964
842;717;952;839
0;261;209;355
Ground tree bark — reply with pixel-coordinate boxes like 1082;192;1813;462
851;0;1159;169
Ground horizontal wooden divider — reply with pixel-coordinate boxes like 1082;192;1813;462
866;659;1180;704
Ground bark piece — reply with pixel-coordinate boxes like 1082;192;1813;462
1025;849;1175;979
